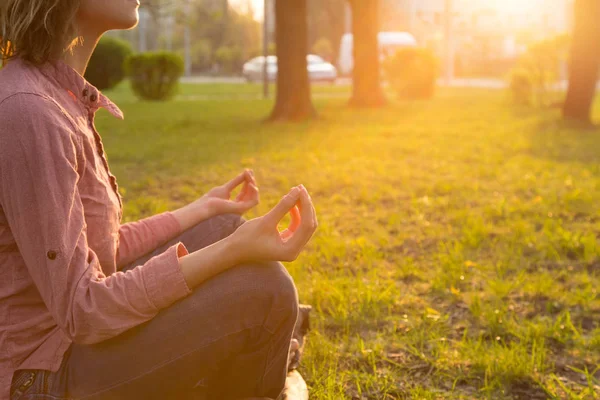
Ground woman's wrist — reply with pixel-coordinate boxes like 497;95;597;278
178;234;241;288
172;198;215;232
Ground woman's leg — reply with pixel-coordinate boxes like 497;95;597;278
39;214;299;400
126;213;247;267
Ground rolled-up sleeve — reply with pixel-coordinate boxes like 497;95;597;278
0;94;192;345
117;212;182;269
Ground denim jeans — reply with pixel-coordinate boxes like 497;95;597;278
10;214;299;400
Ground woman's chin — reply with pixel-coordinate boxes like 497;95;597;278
115;14;139;30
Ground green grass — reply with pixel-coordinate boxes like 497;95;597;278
105;80;351;103
98;83;600;399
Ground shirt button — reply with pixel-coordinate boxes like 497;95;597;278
47;250;57;260
90;94;97;102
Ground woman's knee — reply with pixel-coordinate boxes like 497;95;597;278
261;262;299;335
179;213;245;253
222;262;299;336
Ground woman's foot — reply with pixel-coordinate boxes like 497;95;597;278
281;370;309;400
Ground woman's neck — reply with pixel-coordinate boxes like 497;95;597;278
61;28;102;76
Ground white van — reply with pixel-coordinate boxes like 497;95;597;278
338;31;418;76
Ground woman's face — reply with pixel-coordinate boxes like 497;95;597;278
77;0;140;34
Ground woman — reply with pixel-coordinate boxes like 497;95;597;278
0;0;318;399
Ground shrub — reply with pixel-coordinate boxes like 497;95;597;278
84;36;132;91
383;47;438;100
125;52;184;101
248;46;274;61
312;38;334;62
191;40;212;72
215;46;243;74
508;69;533;105
513;34;570;107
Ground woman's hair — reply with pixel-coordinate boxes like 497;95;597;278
0;0;80;65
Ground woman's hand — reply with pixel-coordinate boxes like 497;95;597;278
172;169;259;232
178;185;317;289
203;169;260;216
228;185;318;263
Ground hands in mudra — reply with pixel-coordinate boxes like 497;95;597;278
206;170;318;263
202;169;260;216
231;184;317;263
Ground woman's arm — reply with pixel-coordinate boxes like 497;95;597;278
116;212;182;268
179;185;317;288
0;95;191;344
117;170;259;268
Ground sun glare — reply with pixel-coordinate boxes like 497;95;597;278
229;0;265;20
467;0;569;14
230;0;569;24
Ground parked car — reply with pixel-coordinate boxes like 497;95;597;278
242;55;338;83
337;31;418;76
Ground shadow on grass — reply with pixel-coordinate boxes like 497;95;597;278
527;116;600;165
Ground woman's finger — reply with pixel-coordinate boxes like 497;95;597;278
284;186;316;251
247;169;257;186
264;187;301;226
306;187;318;227
235;180;250;202
280;205;301;241
297;185;315;234
239;183;259;205
224;171;247;191
231;183;259;212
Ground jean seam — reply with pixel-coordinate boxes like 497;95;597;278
22;394;68;400
77;323;265;400
258;326;275;395
18;393;71;400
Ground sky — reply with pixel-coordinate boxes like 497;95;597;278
229;0;264;20
229;0;571;22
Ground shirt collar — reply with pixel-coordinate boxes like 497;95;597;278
38;60;124;120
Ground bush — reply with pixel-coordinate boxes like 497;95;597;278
215;46;243;74
383;47;438;100
85;37;132;91
248;45;275;61
125;52;184;101
312;38;334;62
191;40;212;72
508;69;533;105
513;34;570;107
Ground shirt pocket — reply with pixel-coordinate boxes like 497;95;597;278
5;251;30;282
80;174;120;272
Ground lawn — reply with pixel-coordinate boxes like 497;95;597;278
98;83;600;399
105;80;352;103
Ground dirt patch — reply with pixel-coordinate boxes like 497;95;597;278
388;238;438;259
506;377;549;400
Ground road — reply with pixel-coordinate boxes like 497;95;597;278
181;76;509;89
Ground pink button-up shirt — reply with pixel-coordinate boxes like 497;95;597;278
0;58;192;400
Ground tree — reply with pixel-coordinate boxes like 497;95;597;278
563;0;600;123
307;0;346;63
142;0;176;21
348;0;386;107
269;0;316;121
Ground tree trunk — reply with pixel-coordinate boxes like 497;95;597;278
348;0;386;107
563;0;600;123
269;0;316;121
218;0;229;48
325;0;347;65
